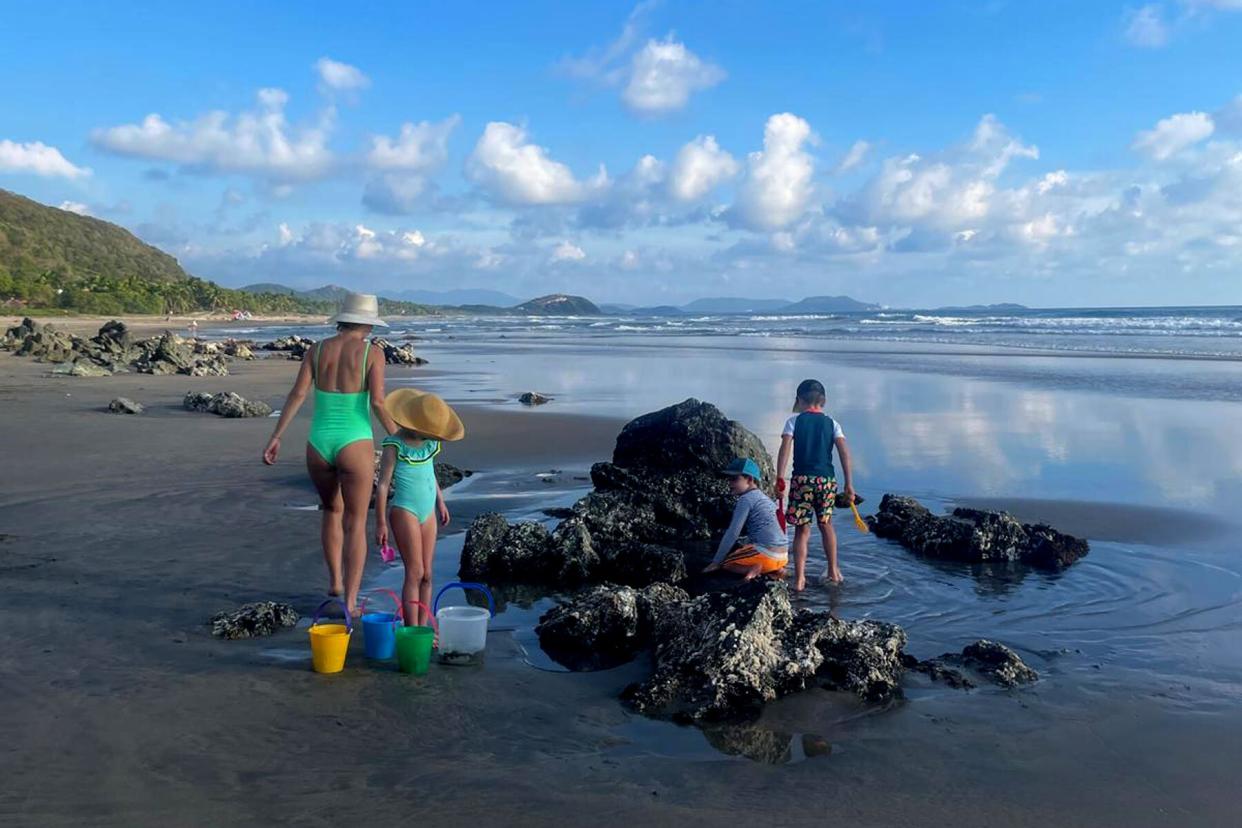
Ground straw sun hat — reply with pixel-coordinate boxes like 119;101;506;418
328;292;389;328
385;388;465;441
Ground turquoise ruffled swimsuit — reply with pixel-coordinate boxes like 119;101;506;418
382;436;441;522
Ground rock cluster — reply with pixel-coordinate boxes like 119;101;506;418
183;391;273;418
374;338;428;366
460;399;773;588
260;335;314;359
616;579;906;721
3;318;235;377
868;494;1089;570
535;582;688;670
210;601;299;639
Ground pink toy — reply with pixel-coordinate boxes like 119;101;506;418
379;544;397;564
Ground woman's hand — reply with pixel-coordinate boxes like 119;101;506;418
262;436;280;465
438;501;451;527
376;522;389;549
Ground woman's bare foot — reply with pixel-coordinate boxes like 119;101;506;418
328;581;343;598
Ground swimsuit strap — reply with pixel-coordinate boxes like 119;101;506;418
361;340;372;392
312;341;322;384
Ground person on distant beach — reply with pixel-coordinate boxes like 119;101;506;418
777;379;855;589
702;458;789;580
262;292;396;616
375;389;462;626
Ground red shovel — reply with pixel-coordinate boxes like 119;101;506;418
775;478;788;532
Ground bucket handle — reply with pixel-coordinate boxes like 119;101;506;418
433;581;495;616
402;600;440;635
310;598;352;632
359;589;404;620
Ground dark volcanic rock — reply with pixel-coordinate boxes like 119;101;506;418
535;582;689;670
210;601;299;639
518;391;552;405
261;335;313;359
621;579;906;721
906;639;1037;689
433;462;471;489
868;494;1088;570
374;338;428;366
16;324;76;363
108;397;144;414
183;391;272;418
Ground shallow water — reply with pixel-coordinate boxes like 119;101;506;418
355;332;1242;765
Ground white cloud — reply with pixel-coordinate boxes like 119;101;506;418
835;140;871;173
316;58;370;94
551;240;586;262
0;139;91;179
367;115;459;171
622;36;726;114
730;113;817;231
466;121;606;205
58;201;92;216
668;135;738;201
91;88;334;181
1124;4;1170;47
561;6;724;116
1132;111;1215;160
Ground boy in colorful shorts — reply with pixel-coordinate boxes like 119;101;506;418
776;379;855;589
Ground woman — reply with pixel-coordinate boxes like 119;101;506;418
263;293;397;615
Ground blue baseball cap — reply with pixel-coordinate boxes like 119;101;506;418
721;457;762;482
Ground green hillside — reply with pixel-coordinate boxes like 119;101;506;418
0;189;432;316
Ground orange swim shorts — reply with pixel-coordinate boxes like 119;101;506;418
722;544;788;574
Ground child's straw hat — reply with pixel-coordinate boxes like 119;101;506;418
384;388;465;441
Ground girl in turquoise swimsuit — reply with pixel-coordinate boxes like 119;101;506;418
375;388;465;627
263;293;397;616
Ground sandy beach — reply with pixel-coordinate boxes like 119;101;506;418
3;323;1241;827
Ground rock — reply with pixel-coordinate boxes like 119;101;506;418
622;580;906;721
908;640;1038;689
868;495;1088;570
135;332;194;374
598;541;687;587
3;317;41;347
433;462;471;489
183;391;272;418
518;391;553;406
108;397;144;414
184;355;230;377
261;335;314;359
51;360;111;377
222;340;255;359
536;582;690;671
210;601;299;639
460;514;552;581
549;518;600;584
374;338;428;366
17;325;77;363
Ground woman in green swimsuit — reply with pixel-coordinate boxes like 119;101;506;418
263;293;397;615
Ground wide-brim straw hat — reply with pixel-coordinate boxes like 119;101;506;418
328;292;389;328
385;388;465;441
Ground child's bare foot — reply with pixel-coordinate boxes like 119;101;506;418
793;576;806;592
742;564;763;581
328;581;343;598
826;569;844;584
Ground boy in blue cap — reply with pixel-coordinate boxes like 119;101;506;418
702;457;789;580
777;379;855;589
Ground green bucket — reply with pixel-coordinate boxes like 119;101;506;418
395;625;435;675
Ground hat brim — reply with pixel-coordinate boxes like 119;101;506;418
328;311;389;328
384;389;465;441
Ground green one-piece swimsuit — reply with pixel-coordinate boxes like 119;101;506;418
307;340;373;465
382;436;441;521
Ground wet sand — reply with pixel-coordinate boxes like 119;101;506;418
2;348;1240;826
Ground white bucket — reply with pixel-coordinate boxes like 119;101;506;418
436;606;490;663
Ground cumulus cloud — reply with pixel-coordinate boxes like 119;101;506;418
58;201;92;216
0;139;91;179
1132;111;1215;160
729;113;817;231
668;135;738;201
466;121;607;205
316;58;370;94
621;36;726;115
367;115;459;171
91;88;334;181
834;140;871;174
1124;4;1170;47
561;5;724;115
550;240;586;262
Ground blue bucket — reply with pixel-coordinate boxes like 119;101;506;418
359;590;403;660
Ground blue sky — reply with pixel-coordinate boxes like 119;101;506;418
2;0;1242;307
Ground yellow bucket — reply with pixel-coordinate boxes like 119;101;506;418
308;599;352;674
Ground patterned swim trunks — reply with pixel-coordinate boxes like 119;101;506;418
788;475;838;526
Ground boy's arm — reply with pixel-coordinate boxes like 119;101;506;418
375;446;397;545
707;500;749;568
835;436;855;501
777;434;793;483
